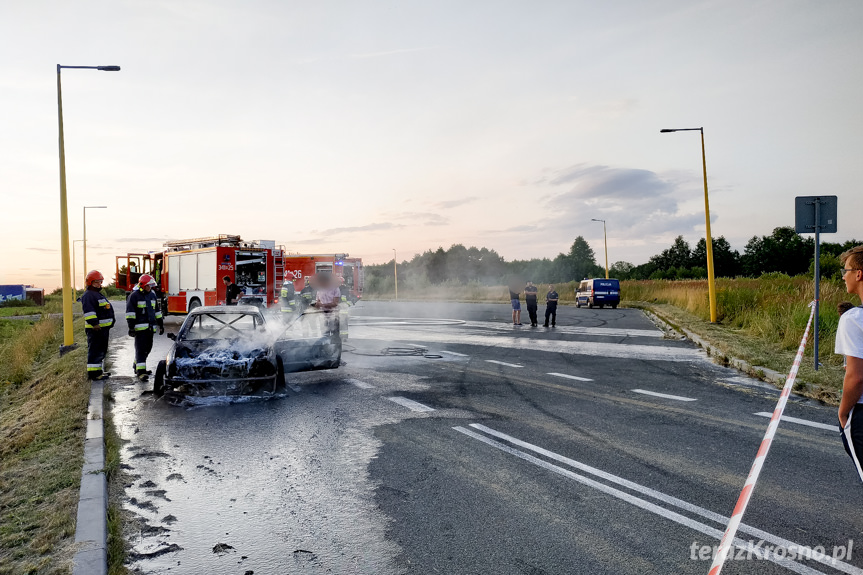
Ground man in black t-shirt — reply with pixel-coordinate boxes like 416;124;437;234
524;281;539;327
544;284;559;328
223;276;243;306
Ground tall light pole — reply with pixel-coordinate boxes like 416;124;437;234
57;64;120;354
72;239;84;295
83;205;107;275
591;218;609;279
660;127;718;323
392;249;398;301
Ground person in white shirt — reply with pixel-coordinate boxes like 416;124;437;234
836;245;863;483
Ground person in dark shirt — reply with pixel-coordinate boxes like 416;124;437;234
544;285;559;328
524;281;539;327
223;276;243;306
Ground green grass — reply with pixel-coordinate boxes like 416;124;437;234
0;319;92;575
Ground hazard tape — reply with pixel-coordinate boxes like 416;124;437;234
708;300;817;575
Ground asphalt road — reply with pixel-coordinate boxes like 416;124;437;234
106;301;863;575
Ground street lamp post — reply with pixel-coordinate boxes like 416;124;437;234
83;205;107;275
57;64;120;354
660;127;718;323
591;218;609;279
393;249;398;301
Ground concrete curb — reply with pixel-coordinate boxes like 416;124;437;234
72;380;107;575
641;309;788;386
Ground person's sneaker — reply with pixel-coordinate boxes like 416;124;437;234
516;323;523;326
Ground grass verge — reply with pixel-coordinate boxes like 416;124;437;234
0;318;90;574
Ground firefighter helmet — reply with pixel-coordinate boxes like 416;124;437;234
138;274;156;287
85;270;104;287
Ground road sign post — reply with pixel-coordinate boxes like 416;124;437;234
794;195;837;371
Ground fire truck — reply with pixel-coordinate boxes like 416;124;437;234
115;235;363;313
282;254;364;303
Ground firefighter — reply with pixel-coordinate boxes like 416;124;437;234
280;276;298;319
126;274;164;381
81;270;115;380
299;280;315;313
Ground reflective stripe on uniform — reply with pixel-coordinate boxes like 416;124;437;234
155;312;163;319
126;312;136;319
135;323;150;331
83;312;97;320
99;319;113;326
87;364;102;371
137;302;146;308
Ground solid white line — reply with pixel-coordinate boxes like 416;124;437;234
632;389;697;402
387;396;435;412
458;425;853;575
440;350;469;357
486;360;523;368
754;412;837;431
347;379;375;389
548;372;593;382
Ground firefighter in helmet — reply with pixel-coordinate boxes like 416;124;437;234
125;274;164;381
280;275;299;319
81;270;115;380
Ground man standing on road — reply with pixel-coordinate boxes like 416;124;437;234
223;275;243;306
509;284;523;326
126;274;164;381
524;281;539;327
836;245;863;483
81;270;115;381
543;284;559;328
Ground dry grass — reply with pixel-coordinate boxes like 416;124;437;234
0;320;91;575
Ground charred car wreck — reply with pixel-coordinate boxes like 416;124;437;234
154;305;341;399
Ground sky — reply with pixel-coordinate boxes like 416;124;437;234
2;0;861;290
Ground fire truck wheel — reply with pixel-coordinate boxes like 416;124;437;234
154;361;167;398
188;298;201;312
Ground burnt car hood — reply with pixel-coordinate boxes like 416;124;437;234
170;339;276;386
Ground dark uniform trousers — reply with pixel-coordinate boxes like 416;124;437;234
134;330;155;376
544;303;557;327
86;328;111;378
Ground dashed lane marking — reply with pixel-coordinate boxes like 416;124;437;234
347;378;375;389
440;350;470;357
632;389;697;402
548;372;593;382
486;360;524;368
387;396;435;412
754;412;837;431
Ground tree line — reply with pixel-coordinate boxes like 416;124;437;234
363;226;860;291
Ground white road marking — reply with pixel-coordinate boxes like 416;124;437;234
461;320;663;339
387;396;435;412
347;378;375;389
754;412;837;431
354;326;702;362
486;360;523;368
548;372;593;382
288;384;302;393
440;350;470;357
632;389;697;402
458;424;858;575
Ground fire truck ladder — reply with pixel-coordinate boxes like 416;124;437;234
163;234;242;251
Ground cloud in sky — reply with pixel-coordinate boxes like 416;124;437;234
432;197;480;210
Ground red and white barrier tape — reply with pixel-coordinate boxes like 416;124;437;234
708;300;817;575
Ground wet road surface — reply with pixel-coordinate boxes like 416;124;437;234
107;301;863;575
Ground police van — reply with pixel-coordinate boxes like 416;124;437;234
575;278;620;309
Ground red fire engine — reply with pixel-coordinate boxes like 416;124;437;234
115;235;363;313
282;254;364;303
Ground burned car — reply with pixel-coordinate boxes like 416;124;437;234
154;305;341;398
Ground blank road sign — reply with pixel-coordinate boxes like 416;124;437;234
795;196;837;234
